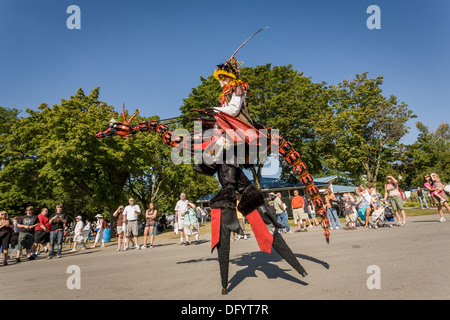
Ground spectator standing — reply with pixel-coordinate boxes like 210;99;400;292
359;184;373;228
201;207;208;225
235;200;248;240
113;206;125;251
303;196;313;228
274;192;291;233
325;188;341;230
424;174;449;222
83;219;92;244
266;192;276;215
34;208;51;256
355;187;369;225
174;193;189;245
307;198;320;226
342;193;357;230
143;203;157;249
0;211;13;266
71;216;87;252
383;175;407;226
123;198;141;250
7;218;19;260
91;214;106;248
416;187;430;209
368;183;381;209
291;190;308;232
182;202;200;245
431;173;449;205
16;206;39;262
48;204;67;259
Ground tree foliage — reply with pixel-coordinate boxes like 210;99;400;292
314;72;416;183
391;122;450;188
181;64;328;188
0;88;219;220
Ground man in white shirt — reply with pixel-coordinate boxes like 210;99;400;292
174;193;189;245
123;198;141;250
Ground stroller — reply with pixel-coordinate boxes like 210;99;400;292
369;202;393;229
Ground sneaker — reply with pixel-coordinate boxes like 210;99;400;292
47;256;52;260
27;254;36;260
185;242;190;246
307;225;313;228
142;245;148;249
135;245;141;250
56;255;61;258
149;245;154;248
123;246;129;251
16;258;21;263
44;247;48;253
35;251;40;256
439;217;446;222
70;249;76;252
244;235;248;239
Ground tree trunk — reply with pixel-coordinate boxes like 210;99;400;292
250;164;263;190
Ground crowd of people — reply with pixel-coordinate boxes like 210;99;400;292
0;172;448;268
264;172;449;233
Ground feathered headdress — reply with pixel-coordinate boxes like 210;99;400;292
213;27;269;81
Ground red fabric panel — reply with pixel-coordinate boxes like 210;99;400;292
211;208;221;252
245;209;273;253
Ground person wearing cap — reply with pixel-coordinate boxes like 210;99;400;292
274;192;292;233
123;198;141;250
71;215;87;252
265;193;277;216
90;214;106;249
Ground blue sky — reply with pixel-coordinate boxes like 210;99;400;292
0;0;449;145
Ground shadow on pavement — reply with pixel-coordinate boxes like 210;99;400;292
176;249;329;293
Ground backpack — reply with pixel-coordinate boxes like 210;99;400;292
102;219;107;229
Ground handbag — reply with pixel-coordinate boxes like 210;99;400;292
330;199;339;208
174;222;179;235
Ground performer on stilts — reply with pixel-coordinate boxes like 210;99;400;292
96;27;330;295
196;47;307;295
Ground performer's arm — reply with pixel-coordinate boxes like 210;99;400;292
214;92;245;116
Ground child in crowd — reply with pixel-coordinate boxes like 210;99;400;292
342;193;357;230
431;173;448;204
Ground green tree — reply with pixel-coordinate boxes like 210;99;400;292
0;88;219;220
393;121;450;188
314;72;416;183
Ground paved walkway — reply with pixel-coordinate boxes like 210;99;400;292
1;213;449;300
